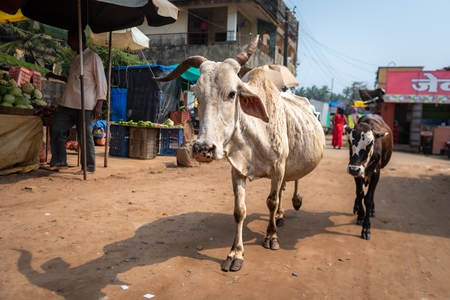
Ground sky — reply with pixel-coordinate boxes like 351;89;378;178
287;0;448;94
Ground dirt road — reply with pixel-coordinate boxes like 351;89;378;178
1;139;449;300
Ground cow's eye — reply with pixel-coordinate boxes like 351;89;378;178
228;91;236;100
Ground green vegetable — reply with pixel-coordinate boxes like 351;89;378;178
32;89;42;100
0;101;13;107
8;79;18;87
21;82;34;94
162;118;174;127
14;95;30;106
8;87;22;96
3;94;15;104
0;86;9;96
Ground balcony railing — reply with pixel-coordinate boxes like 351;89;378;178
147;31;255;47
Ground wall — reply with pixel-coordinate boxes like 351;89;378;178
140;43;273;69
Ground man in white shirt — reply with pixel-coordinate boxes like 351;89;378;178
46;28;107;174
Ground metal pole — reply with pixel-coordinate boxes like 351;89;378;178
104;31;113;167
77;0;87;180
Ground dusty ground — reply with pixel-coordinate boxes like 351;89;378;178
1;136;450;300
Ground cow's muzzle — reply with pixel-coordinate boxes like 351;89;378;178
192;142;216;163
347;165;364;177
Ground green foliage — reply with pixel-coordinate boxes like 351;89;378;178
53;46;75;77
88;42;147;68
293;82;368;104
52;41;147;77
0;53;51;75
0;21;64;68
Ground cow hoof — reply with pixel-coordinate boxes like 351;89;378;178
230;259;244;272
263;237;280;250
370;211;376;218
353;206;358;214
361;229;371;240
292;195;302;211
221;257;233;272
276;218;285;227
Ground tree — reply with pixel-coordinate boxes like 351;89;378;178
293;81;370;105
0;21;64;67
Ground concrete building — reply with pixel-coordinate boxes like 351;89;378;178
136;0;298;76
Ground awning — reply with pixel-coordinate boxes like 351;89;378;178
89;27;149;51
0;9;28;23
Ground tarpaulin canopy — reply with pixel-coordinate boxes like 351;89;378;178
110;64;181;123
114;64;201;82
89;27;149;51
168;64;200;82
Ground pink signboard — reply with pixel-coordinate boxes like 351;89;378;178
384;70;450;103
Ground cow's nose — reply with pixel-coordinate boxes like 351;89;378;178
192;143;215;154
348;165;361;176
192;142;216;161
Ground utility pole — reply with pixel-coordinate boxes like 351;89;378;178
330;78;334;101
283;7;288;67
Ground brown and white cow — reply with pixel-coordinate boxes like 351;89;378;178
154;36;325;272
345;114;393;240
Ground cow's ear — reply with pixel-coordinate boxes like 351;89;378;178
344;125;352;134
238;89;269;123
374;131;388;138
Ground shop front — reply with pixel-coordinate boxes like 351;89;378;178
380;69;450;155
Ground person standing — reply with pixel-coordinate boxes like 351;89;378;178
348;107;360;129
331;106;347;149
46;28;107;174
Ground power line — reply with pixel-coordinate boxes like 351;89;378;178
283;0;378;90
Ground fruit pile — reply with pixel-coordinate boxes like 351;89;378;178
115;118;183;128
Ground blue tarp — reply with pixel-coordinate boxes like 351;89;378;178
326;101;344;107
110;88;128;122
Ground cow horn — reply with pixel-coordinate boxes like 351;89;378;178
234;35;260;66
153;56;208;82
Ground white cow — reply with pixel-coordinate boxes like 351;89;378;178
154;36;325;272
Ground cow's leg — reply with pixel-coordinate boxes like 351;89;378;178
222;168;247;272
276;181;286;227
370;201;376;217
291;180;302;211
263;170;284;250
361;172;380;240
354;177;365;225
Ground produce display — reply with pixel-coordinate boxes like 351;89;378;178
114;118;183;128
0;73;46;109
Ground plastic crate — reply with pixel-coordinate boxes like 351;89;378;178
159;128;183;156
129;127;159;160
8;66;32;87
31;70;42;91
109;124;130;157
170;111;190;125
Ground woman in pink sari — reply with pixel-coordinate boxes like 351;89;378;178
332;107;347;149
